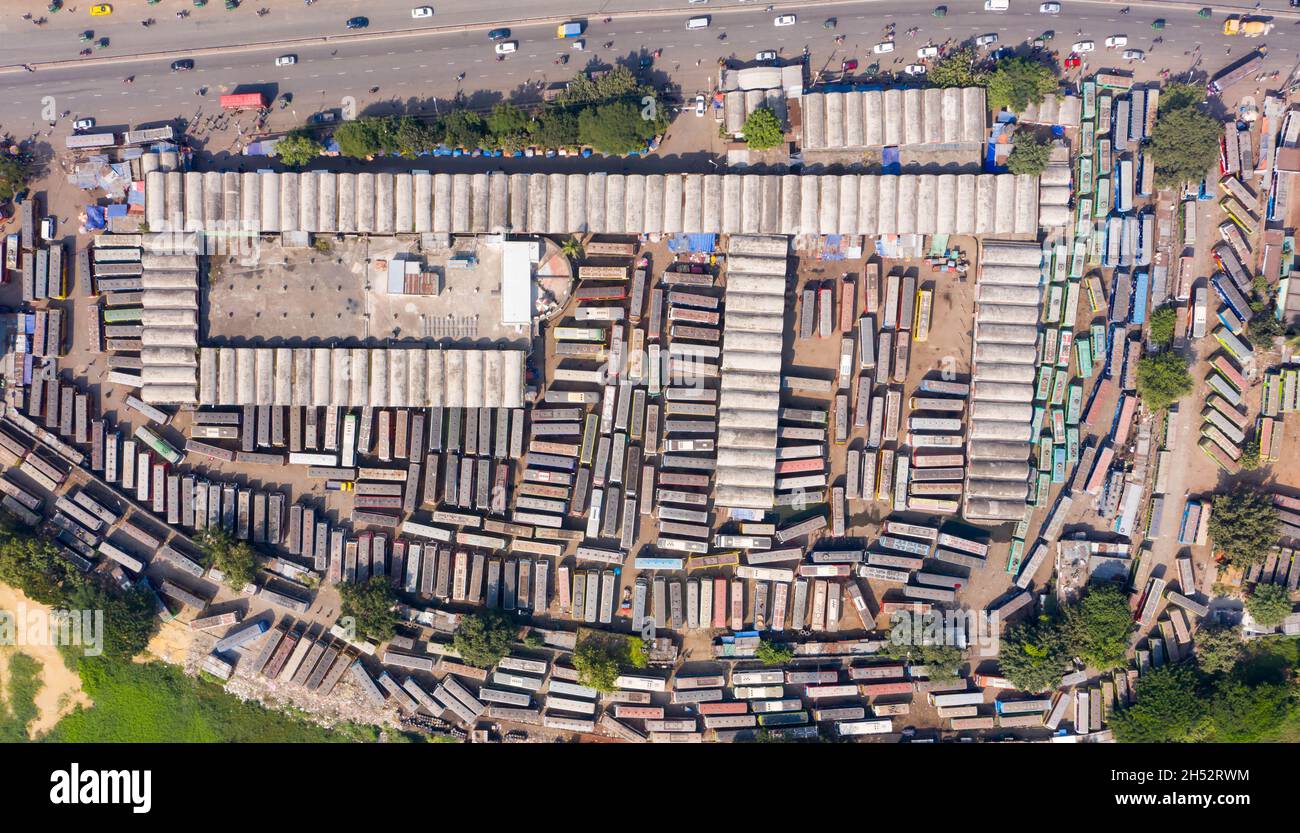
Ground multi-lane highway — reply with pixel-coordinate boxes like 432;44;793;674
3;1;1298;141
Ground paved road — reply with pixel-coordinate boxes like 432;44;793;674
4;1;1298;142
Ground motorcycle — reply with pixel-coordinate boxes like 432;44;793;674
141;19;155;27
602;41;613;49
123;76;135;84
80;31;92;42
456;72;465;81
257;7;270;16
79;48;92;56
177;10;189;18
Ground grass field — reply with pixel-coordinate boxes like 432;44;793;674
0;653;43;742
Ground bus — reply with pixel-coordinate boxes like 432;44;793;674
103;307;143;323
1218;197;1257;236
134;425;182;465
913;289;933;342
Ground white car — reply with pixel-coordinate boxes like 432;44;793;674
688;0;708;4
274;55;296;67
917;46;939;59
1105;35;1127;48
904;64;927;76
41;217;56;241
756;50;777;61
495;41;517;54
73;117;96;131
572;39;585;50
1071;40;1095;52
1039;2;1060;13
694;94;707;117
1123;49;1145;61
774;14;796;26
872;41;895;54
975;33;998;47
411;6;433;18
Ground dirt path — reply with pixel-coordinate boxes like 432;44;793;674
0;582;92;738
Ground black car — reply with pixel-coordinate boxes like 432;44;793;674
170;59;195;71
346;16;368;29
488;28;510;41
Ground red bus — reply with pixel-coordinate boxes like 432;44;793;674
220;92;268;110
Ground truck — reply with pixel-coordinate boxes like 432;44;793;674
1208;51;1264;95
1222;16;1272;37
556;21;584;38
220;92;268;110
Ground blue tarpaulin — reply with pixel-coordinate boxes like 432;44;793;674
106;204;130;218
881;146;900;175
667;233;716;253
84;205;107;230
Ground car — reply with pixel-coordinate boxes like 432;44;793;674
274;55;296;67
170;59;194;71
694;94;706;117
310;111;337;124
975;33;998;47
1105;35;1127;48
686;15;710;29
1064;54;1081;69
774;14;796;26
1071;40;1094;52
411;6;433;17
488;28;510;41
1039;2;1060;13
756;50;777;61
73;118;96;131
1122;49;1145;61
494;41;517;54
572;39;585;50
688;0;709;3
346;16;369;29
933;5;947;16
841;58;858;72
40;218;56;241
917;46;939;59
872;41;895;54
89;4;112;15
904;64;927;75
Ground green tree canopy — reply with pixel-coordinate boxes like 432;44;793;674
529;108;579;147
1246;583;1293;628
193;527;257;590
927;48;986;88
1063;584;1134;671
755;639;795;667
338;576;398;642
1158;82;1206;114
741;107;785;150
558;66;643;105
1209;487;1280;568
442;109;486;149
451;610;517;668
333;118;385;158
1150;105;1221;188
1205;678;1298;742
986;57;1057;112
573;637;623;692
1111;664;1209;742
389;115;440;157
999;618;1071;692
578;100;664;155
1194;624;1243;675
275;131;323;167
0;151;33;203
1006;133;1051;176
66;582;159;663
1147;305;1176;348
1135;350;1193;411
487;103;532;150
0;519;88;605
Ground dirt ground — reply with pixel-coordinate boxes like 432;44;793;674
0;582;92;738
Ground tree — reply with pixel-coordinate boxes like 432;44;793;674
880;637;962;682
1062;584;1134;671
529;108;579;148
559;237;583;259
986;57;1057;112
927;48;986;88
1111;664;1209;742
1135;350;1192;411
338;576;397;642
999;618;1071;692
193;527;257;590
578;100;664;155
1006;133;1051;176
1158;82;1206;115
442;109;486;149
559;66;642;106
66;582;158;663
0;520;88;605
1238;435;1262;471
1209;488;1280;568
755;639;795;666
333;118;385;158
1194;624;1243;675
275;131;323;167
1147;305;1176;348
741;107;784;150
390;115;440;157
0;151;33;203
1249;309;1282;341
451;610;516;668
1205;678;1297;742
1149;105;1221;187
1246;583;1293;629
486;103;532;151
573;637;623;693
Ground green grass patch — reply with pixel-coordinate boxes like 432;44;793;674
41;658;387;743
0;652;44;742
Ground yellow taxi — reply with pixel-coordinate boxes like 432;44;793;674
90;4;113;16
